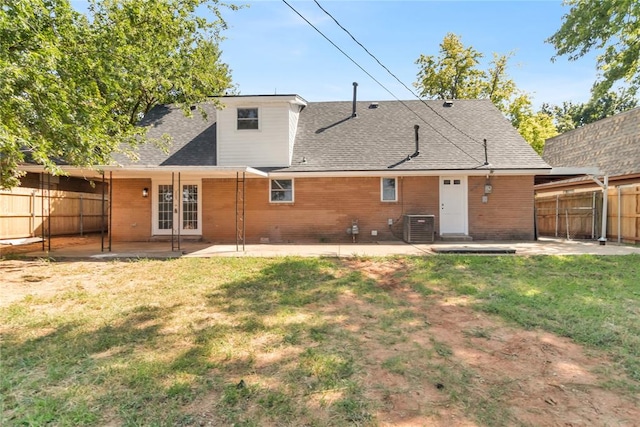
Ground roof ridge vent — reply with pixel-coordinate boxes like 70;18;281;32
368;102;379;109
443;100;454;107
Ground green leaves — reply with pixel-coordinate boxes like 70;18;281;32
0;0;234;189
541;87;638;133
413;33;556;154
549;0;640;97
414;33;485;100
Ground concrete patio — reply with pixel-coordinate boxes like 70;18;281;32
4;235;640;259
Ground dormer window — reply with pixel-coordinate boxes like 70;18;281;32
237;108;259;130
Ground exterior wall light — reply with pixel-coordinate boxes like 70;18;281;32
142;188;149;198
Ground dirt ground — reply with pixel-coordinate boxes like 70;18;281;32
339;260;639;426
2;255;639;426
0;234;101;257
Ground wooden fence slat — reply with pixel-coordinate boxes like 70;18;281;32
535;184;639;243
1;188;107;239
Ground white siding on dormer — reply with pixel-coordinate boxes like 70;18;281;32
289;104;301;164
217;104;292;167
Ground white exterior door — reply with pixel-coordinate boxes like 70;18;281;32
152;180;202;235
439;176;468;235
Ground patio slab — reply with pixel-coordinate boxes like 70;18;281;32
4;235;640;259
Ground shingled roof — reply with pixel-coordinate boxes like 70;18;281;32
112;103;218;167
120;98;549;172
279;99;548;172
543;107;640;178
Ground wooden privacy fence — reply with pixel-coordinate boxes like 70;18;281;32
535;192;601;240
535;184;640;243
0;188;107;239
609;184;640;243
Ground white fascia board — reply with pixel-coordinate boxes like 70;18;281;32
102;165;268;178
18;165;104;179
267;169;552;179
219;95;307;107
18;165;268;179
548;166;602;176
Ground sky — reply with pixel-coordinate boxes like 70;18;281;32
217;1;600;108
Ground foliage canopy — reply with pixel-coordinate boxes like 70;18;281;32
414;33;556;154
548;0;640;97
0;0;235;189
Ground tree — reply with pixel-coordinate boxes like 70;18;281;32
414;33;556;154
548;0;640;97
415;33;485;100
542;87;638;133
0;0;235;189
509;95;558;155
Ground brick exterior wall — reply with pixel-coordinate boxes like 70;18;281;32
111;175;535;242
203;176;439;243
468;175;535;240
111;179;152;241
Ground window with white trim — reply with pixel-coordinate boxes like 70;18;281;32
237;108;259;130
381;177;397;202
270;179;293;202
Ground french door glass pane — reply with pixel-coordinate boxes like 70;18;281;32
158;185;173;230
182;185;198;230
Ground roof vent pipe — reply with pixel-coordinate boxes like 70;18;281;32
352;82;358;118
413;124;420;157
483;138;489;165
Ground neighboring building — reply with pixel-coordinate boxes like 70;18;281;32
540;106;640;190
535;107;640;243
20;92;551;244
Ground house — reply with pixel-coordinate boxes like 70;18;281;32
540;107;640;189
535;107;640;243
19;91;551;244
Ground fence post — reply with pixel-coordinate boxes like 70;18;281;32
79;194;84;236
591;192;596;240
555;195;559;237
599;176;609;245
617;186;621;244
30;190;36;237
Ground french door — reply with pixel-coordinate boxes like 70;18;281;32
152;180;202;235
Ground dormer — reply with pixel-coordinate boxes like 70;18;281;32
216;95;307;167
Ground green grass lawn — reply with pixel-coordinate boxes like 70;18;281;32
1;254;639;426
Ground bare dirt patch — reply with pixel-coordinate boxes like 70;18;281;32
2;256;639;426
0;234;102;257
338;259;640;426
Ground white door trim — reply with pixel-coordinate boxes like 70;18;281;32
152;178;202;235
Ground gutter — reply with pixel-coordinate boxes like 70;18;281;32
267;168;552;179
18;165;268;178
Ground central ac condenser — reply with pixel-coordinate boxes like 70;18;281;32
403;215;435;243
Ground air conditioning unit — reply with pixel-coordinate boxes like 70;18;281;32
403;215;435;243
